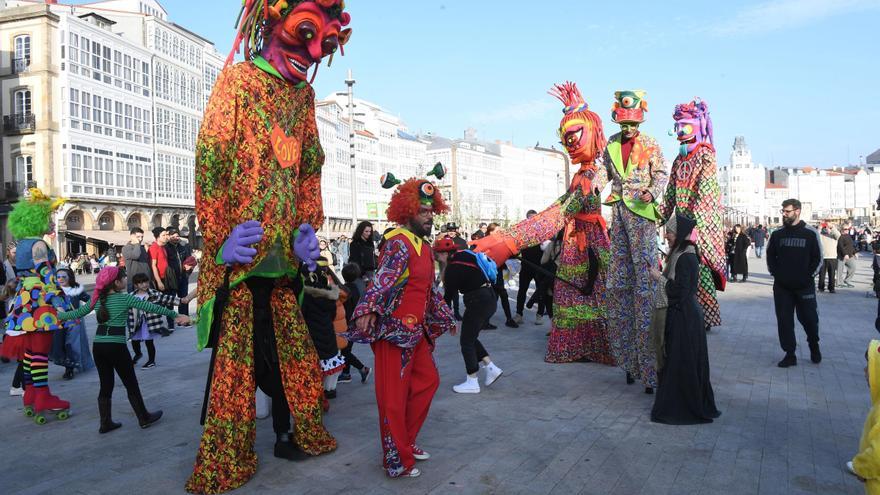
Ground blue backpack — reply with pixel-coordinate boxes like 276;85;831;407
462;249;498;284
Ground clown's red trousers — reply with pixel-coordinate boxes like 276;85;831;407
371;338;439;477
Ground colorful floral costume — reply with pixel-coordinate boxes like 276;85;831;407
186;0;353;489
660;99;726;328
473;82;614;364
594;90;668;388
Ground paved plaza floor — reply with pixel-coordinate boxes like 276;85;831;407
1;255;876;494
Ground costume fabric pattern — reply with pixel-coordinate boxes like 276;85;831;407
186;62;335;495
499;170;614;364
660;144;725;327
596;132;668;388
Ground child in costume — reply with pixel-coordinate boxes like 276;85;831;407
338;262;371;384
0;188;75;423
660;99;726;330
50;267;94;380
301;257;346;400
473;82;614;365
849;340;880;493
187;2;351;492
128;272;195;369
348;177;456;478
59;267;190;432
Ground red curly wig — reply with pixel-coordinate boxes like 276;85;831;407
386;178;449;225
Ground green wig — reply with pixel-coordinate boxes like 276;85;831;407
8;188;65;239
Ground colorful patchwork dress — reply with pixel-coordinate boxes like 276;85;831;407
186;59;335;495
659;144;726;328
494;163;614;364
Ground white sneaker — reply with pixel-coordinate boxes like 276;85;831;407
513;314;524;324
484;364;503;387
535;314;544;325
401;467;421;478
452;376;480;394
9;386;23;397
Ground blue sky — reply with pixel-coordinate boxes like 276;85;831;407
125;1;880;166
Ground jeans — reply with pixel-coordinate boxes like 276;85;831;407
516;266;537;316
754;245;764;258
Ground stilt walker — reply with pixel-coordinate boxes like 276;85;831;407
596;91;669;390
186;2;352;493
659;99;726;329
472;82;615;364
0;188;72;423
348;177;456;478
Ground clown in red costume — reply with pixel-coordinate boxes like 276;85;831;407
348;178;456;478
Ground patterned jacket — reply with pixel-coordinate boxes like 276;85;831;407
660;144;726;285
194;60;324;350
596;132;668;222
127;289;179;336
346;229;454;355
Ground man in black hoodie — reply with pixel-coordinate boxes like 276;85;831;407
767;199;823;368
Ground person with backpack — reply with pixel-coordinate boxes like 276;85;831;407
434;238;503;394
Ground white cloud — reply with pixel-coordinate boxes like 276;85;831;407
708;0;880;36
468;99;558;125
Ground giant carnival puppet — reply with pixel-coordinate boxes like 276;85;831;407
347;176;456;479
186;1;351;493
471;82;615;365
659;99;726;329
595;90;668;391
0;188;72;424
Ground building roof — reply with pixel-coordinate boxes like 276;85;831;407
355;129;377;139
868;148;880;165
397;130;419;142
78;12;116;25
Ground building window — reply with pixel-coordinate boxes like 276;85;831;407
15;155;33;184
14;89;32;115
13;35;31;73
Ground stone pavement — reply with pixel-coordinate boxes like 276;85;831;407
1;255;876;495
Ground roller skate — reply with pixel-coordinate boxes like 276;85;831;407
32;387;71;424
22;384;35;417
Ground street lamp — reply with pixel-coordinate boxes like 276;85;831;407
345;69;357;228
534;143;571;186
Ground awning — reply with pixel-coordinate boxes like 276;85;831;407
65;230;131;246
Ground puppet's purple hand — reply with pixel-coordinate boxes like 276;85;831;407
221;221;264;265
294;223;320;272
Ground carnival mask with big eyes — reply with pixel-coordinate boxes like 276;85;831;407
611;90;648;126
558;117;595;165
261;2;351;84
674;118;700;143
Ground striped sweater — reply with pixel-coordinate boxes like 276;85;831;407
60;292;178;344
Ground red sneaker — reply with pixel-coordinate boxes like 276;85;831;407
412;445;430;461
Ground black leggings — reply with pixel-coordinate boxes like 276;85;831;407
516;267;537;315
12;361;23;388
93;342;143;400
494;272;513;321
131;340;156;362
461;287;497;375
249;278;292;435
341;341;364;373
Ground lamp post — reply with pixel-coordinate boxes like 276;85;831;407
345;69;357;229
534;144;571;186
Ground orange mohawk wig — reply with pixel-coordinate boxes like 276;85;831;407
386;179;449;225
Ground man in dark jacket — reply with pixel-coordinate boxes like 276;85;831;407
752;224;767;258
121;227;151;292
767;198;823;368
837;221;858;288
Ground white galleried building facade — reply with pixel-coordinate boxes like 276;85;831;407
718;136;880;227
0;0;223;256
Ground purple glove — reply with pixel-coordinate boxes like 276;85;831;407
221;220;264;265
294;223;320;272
